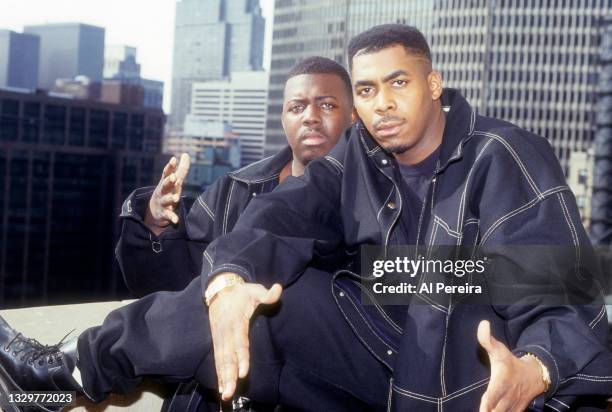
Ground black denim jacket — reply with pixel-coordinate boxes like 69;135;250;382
203;89;612;411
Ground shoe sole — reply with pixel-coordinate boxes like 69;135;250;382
0;363;62;412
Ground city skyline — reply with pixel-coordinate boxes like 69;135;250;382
0;0;275;114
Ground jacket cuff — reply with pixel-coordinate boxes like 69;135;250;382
513;344;559;400
119;186;156;222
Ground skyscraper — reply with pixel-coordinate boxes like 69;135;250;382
592;15;612;245
170;0;265;130
190;71;268;166
0;88;165;307
265;0;609;174
24;23;105;90
0;30;39;90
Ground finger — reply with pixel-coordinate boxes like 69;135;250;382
481;380;509;412
162;209;179;225
158;193;180;207
161;156;177;179
479;391;490;412
175;153;191;184
477;320;510;362
234;324;250;379
221;350;238;401
160;173;177;193
211;322;226;394
247;283;283;305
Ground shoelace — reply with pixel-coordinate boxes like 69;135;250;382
5;330;74;365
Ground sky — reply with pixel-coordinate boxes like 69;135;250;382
0;0;275;113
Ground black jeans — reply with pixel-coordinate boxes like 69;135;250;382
77;268;391;411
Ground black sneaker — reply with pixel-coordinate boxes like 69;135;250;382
0;316;82;412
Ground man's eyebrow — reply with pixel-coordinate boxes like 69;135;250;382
314;95;338;101
353;79;376;89
382;70;409;83
353;70;409;89
285;97;306;104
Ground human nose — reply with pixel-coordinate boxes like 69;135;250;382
302;104;321;127
374;88;396;114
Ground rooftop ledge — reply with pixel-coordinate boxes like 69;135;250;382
2;301;167;411
3;301;612;411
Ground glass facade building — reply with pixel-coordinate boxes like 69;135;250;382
23;23;105;90
592;15;612;244
190;71;268;166
0;88;165;308
0;30;40;90
265;0;610;174
170;0;266;130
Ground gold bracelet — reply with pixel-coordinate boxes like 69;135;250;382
204;273;245;306
522;353;551;393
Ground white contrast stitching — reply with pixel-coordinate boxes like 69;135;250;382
324;155;344;171
589;305;607;329
197;196;215;221
480;187;569;245
222;180;236;235
472;131;542;199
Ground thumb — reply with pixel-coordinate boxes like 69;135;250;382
248;283;283;305
477;320;508;361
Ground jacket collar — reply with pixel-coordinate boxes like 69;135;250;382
356;88;476;173
228;145;292;184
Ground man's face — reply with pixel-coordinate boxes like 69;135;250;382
282;73;353;166
351;45;443;162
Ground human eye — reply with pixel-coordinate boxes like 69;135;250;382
288;104;304;113
357;87;373;97
320;102;336;110
392;79;408;87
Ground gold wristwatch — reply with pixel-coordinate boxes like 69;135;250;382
205;273;245;306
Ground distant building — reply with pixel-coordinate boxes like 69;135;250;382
103;44;164;110
266;1;607;173
190;71;268;166
24;23;105;90
0;87;165;307
104;45;140;80
165;116;241;194
50;76;101;100
0;30;39;90
170;0;265;130
592;15;612;245
568;149;595;228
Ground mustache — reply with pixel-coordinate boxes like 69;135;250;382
299;129;328;141
373;116;404;129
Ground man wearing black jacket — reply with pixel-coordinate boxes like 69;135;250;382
1;24;611;412
116;56;354;297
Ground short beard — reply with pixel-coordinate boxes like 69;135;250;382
383;143;412;155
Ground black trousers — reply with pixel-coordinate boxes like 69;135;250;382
77;268;391;411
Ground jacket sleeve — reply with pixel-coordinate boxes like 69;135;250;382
116;178;228;297
201;157;344;291
480;188;612;404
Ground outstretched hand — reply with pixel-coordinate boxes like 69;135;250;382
477;320;547;412
145;153;190;235
208;279;283;400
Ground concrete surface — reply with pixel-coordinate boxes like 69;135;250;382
1;301;168;411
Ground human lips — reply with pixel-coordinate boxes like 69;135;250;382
375;121;404;138
300;131;328;146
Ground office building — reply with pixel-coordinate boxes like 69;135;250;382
103;45;164;110
165;116;241;193
24;23;105;90
190;71;267;166
265;1;608;173
0;30;39;90
170;0;265;130
0;87;165;307
592;14;612;245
